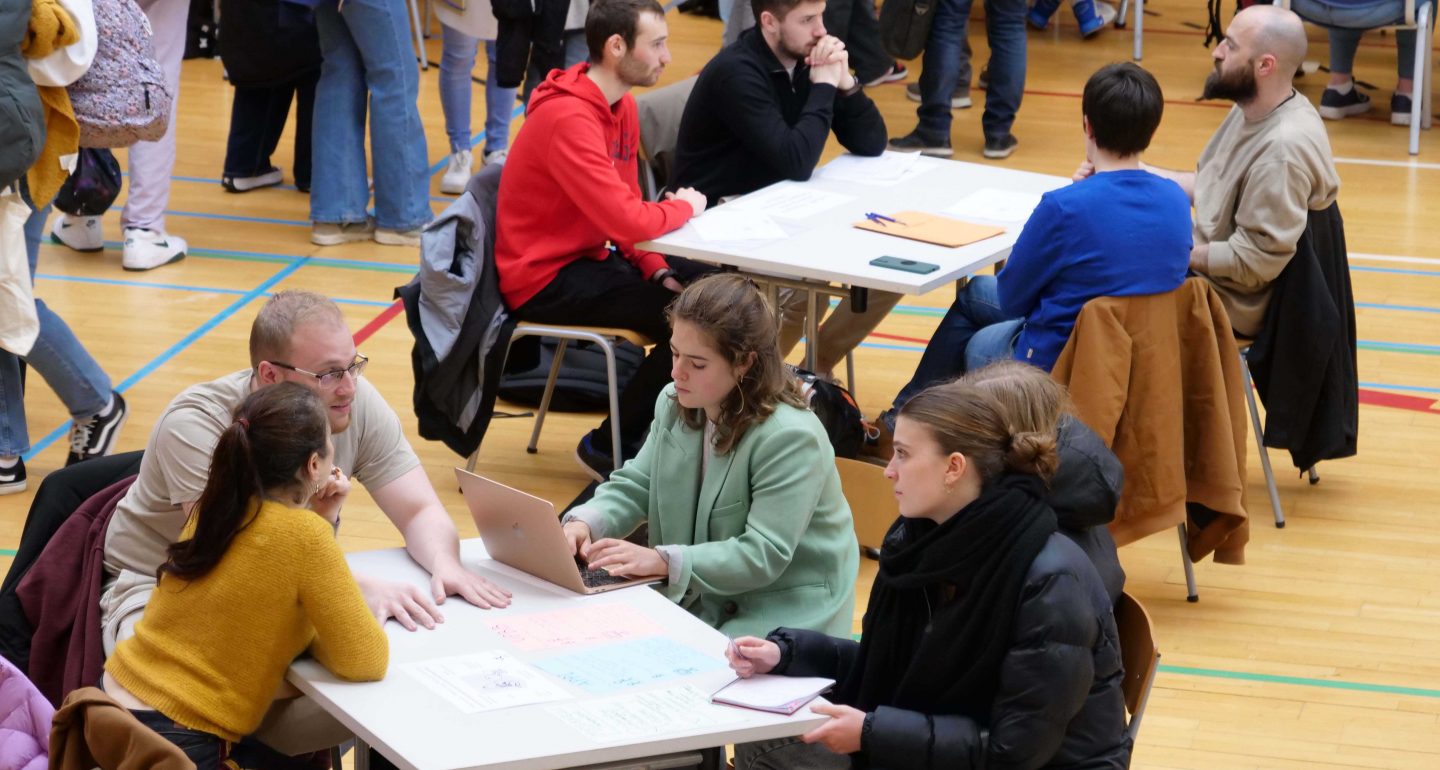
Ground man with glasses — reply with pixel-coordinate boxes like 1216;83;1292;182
99;290;512;758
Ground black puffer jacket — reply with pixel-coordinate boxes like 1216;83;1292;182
0;0;45;192
774;533;1132;770
1050;416;1126;606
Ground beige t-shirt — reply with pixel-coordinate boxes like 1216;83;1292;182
1193;93;1340;336
102;370;420;581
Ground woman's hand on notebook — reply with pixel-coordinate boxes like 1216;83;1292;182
585;539;667;579
726;636;779;678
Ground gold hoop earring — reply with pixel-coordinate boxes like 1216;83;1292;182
735;381;747;414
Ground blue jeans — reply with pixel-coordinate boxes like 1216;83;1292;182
311;0;430;231
129;709;232;770
0;206;112;456
439;26;517;154
891;276;1021;411
918;0;1027;141
1290;0;1428;76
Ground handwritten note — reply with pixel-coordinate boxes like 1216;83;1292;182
726;183;855;220
486;603;666;651
548;685;747;743
690;209;788;242
943;188;1045;223
403;651;572;714
534;637;728;693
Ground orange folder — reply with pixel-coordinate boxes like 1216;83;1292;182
853;210;1006;248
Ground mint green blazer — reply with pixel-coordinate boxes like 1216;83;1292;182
589;385;859;638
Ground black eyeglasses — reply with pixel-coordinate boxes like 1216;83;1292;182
269;354;369;390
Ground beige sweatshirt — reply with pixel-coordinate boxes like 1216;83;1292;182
1193;92;1340;336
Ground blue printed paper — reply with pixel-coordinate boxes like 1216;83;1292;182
534;637;727;694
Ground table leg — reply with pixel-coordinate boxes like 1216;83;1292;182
355;737;370;770
804;288;819;372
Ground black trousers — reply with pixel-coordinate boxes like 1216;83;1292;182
823;0;894;84
223;70;319;189
515;253;716;452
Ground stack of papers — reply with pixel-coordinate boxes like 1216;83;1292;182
710;675;835;715
818;152;923;187
943;188;1045;223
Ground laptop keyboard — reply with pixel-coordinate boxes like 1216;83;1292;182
576;558;632;588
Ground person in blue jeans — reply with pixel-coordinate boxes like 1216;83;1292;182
0;206;127;494
879;63;1191;433
309;0;431;248
1290;0;1430;125
888;0;1028;159
438;22;520;194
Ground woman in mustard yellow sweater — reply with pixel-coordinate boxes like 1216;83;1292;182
103;382;388;768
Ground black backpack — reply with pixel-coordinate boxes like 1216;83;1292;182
791;367;866;459
498;337;645;412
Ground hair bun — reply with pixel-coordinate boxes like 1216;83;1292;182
1005;430;1059;480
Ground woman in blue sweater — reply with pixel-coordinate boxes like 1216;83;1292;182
884;62;1190;424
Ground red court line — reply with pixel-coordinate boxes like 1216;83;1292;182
870;332;931;345
354;299;405;346
1358;388;1440;413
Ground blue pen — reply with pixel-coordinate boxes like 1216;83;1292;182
866;212;903;227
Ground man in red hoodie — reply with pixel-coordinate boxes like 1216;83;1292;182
496;0;710;481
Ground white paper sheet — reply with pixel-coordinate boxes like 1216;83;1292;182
817;151;921;185
725;183;855;220
403;651;572;714
943;188;1045;223
548;685;748;744
689;209;788;242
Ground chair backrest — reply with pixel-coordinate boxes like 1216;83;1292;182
634;75;699;201
834;457;896;558
1114;591;1159;740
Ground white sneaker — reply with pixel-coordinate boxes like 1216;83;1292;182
482;149;509;167
122;228;186;271
440;150;473;195
50;214;104;252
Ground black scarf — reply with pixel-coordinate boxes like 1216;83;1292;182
837;473;1057;720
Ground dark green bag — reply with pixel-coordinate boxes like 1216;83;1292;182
879;0;936;60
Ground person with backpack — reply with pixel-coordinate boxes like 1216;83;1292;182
561;274;859;639
102;382;389;768
724;376;1130;770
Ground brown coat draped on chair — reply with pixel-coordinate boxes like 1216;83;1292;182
48;687;195;770
1052;277;1249;564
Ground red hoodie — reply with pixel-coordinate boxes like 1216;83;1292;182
495;63;696;310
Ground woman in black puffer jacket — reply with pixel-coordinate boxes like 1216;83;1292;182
727;376;1131;770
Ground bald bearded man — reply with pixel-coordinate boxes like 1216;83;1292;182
1076;5;1339;336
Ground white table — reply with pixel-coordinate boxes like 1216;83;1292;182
288;540;829;770
639;156;1068;372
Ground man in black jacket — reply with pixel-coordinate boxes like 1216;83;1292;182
670;0;895;380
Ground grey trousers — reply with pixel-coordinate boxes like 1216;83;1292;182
733;737;852;770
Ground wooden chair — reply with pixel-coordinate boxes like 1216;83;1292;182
1115;591;1160;741
835;457;897;559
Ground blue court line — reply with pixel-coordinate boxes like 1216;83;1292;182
1158;665;1440;699
1353;265;1440;278
1360;381;1440;395
34;273;393;307
21;260;310;462
1356;301;1440;315
90;240;416;274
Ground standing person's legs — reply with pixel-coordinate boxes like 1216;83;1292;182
980;0;1027;146
483;40;518;158
222;86;278;181
292;70;319;192
341;0;431;234
914;0;974;144
823;0;892;85
439;23;479;155
889;276;1010;412
122;0;189;269
310;2;374;234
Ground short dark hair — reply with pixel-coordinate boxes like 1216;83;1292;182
1082;62;1164;157
751;0;809;23
586;0;665;63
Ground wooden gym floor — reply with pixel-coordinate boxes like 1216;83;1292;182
3;1;1439;766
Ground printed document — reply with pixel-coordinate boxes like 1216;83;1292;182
403;651;572;714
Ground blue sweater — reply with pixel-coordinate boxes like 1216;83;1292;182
997;170;1192;371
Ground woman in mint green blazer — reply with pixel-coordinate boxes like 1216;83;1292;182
562;275;859;638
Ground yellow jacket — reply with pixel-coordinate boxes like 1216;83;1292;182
22;0;80;206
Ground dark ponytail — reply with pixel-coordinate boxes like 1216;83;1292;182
160;382;329;582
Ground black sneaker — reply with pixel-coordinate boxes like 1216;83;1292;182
1390;92;1413;126
1319;86;1371;120
0;458;25;495
67;391;128;466
983;134;1020;159
888;130;954;158
574;431;616;483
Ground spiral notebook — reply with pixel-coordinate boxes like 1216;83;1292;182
710;676;835;715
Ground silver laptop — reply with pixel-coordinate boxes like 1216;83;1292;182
455;469;662;595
